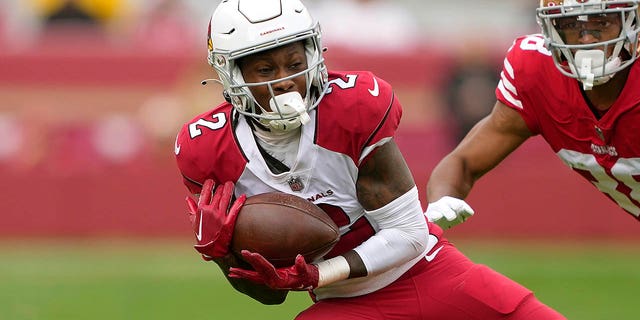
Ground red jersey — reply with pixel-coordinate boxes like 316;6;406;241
175;70;443;299
496;34;640;219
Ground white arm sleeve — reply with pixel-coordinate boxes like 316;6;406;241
353;186;429;275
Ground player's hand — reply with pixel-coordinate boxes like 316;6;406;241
186;179;246;260
228;250;319;291
425;196;474;229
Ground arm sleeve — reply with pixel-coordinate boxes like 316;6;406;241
353;187;429;275
495;35;542;135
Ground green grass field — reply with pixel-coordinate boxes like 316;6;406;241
1;238;638;320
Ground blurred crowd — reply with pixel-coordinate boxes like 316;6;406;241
0;0;536;51
0;0;206;51
0;0;537;173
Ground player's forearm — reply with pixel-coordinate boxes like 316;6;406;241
314;188;427;288
427;153;475;202
354;187;428;274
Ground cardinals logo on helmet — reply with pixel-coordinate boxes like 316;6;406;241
207;20;213;52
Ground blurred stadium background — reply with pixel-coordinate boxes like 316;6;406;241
0;0;637;319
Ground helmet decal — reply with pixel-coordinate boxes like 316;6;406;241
260;27;286;36
207;20;213;52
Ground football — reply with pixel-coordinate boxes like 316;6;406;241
231;192;340;267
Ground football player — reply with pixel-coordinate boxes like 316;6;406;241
175;0;565;319
427;0;640;228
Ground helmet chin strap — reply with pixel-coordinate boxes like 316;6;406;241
259;92;311;132
570;49;622;90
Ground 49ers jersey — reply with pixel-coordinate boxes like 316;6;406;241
497;34;640;219
175;70;439;298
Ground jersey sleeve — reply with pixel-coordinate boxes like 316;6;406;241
495;35;548;135
175;121;202;194
174;104;246;195
316;71;402;166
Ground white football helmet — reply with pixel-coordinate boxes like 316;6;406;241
537;0;640;90
207;0;328;129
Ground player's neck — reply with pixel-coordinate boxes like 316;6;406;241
252;120;302;145
582;66;631;114
250;118;301;169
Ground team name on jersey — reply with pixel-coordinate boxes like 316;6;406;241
307;189;334;202
591;143;618;157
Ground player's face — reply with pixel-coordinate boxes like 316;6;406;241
238;41;308;112
555;13;622;53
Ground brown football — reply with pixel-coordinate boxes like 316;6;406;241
231;192;340;268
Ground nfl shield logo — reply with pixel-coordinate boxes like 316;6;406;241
287;176;304;192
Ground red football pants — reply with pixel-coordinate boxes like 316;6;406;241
296;241;566;320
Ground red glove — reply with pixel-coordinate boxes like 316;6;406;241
228;250;319;291
186;179;246;260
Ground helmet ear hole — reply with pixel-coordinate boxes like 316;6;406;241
223;91;232;103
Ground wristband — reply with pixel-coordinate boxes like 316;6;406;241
315;256;350;288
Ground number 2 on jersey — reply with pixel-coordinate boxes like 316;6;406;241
189;113;227;138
